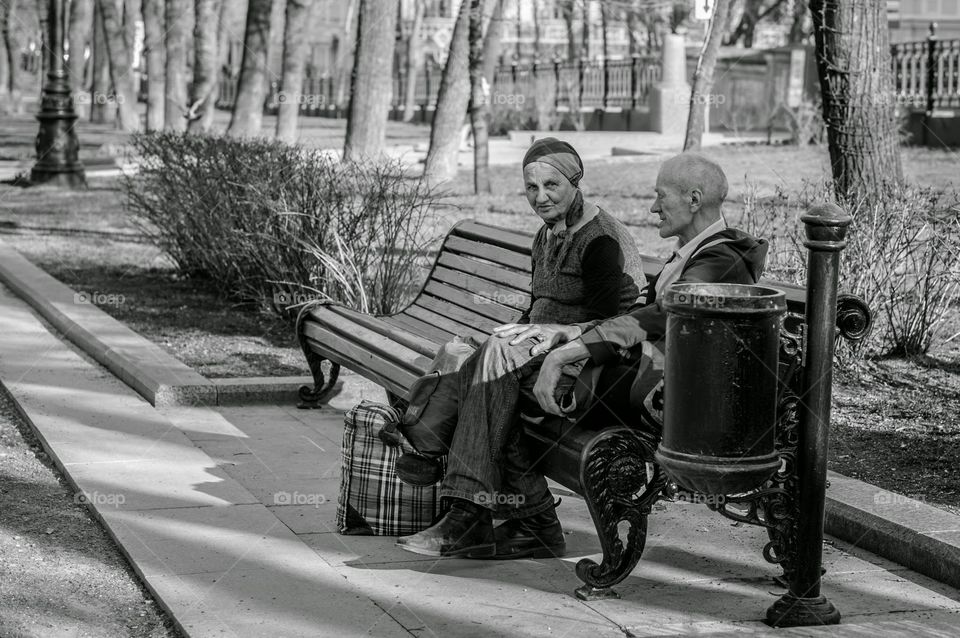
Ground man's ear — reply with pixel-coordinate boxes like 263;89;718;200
690;188;703;212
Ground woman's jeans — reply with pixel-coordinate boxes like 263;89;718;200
401;334;581;519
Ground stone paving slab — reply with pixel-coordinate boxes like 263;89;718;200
0;284;408;637
206;402;960;636
97;504;323;577
145;567;409;638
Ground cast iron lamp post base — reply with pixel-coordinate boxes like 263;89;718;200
766;593;841;627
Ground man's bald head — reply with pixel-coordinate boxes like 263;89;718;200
659;153;729;215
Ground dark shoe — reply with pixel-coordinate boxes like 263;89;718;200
396;499;495;558
396;453;443;487
492;506;566;559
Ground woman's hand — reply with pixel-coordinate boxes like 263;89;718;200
493;323;583;356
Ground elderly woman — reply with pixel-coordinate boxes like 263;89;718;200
397;139;643;516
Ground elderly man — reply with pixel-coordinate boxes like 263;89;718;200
397;152;768;560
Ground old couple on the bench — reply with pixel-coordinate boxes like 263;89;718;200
396;138;768;560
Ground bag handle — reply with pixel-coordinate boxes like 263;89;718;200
366;403;403;447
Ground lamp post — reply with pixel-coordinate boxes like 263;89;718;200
765;204;849;627
31;0;85;188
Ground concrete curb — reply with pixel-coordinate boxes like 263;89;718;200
0;240;311;407
211;376;313;405
0;240;216;407
824;471;960;591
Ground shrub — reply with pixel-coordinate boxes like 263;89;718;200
124;131;440;317
740;181;960;358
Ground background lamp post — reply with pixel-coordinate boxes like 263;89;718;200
31;0;86;188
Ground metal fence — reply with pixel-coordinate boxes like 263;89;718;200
215;55;662;118
388;56;661;114
212;37;960;120
891;33;960;110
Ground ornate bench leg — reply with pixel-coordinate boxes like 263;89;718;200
575;428;666;600
296;321;343;409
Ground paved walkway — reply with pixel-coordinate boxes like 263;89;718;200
2;280;960;637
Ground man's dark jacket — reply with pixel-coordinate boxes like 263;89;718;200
578;227;768;364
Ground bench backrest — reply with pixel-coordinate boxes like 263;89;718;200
412;220;813;336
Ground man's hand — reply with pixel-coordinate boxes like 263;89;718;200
532;341;591;416
493;323;583;356
532;351;567;416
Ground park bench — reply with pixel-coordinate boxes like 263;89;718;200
295;219;872;600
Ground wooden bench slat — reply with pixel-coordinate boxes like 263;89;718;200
423;281;523;325
430;266;532;311
436;252;532;291
303;314;433;374
414;296;503;333
382;314;452;348
321;305;441;358
451;220;534;254
304;335;418;397
405;303;494;340
442;236;531;272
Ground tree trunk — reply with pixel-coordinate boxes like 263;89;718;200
809;0;903;200
0;0;14;112
97;0;140;130
531;0;540;60
124;0;138;48
481;0;504;83
422;0;470;183
789;0;807;44
401;0;424;122
335;0;359;109
343;0;398;160
142;0;164;130
123;0;143;96
227;0;274;137
37;0;48;80
725;0;786;47
469;0;490;194
90;0;113;122
67;0;93;117
275;0;312;141
600;1;608;61
188;0;221;132
164;0;189;130
581;0;589;59
514;0;521;59
683;0;733;151
560;0;575;60
626;4;641;56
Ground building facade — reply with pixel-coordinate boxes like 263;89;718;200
889;0;960;41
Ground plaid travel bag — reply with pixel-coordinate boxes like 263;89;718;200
336;400;444;536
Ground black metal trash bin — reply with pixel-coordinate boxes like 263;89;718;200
655;283;788;495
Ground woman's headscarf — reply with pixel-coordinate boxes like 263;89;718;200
522;137;584;187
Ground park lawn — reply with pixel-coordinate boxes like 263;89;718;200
0;147;958;522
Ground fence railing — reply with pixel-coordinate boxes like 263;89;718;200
210;37;959;120
389;55;662;114
214;55;662;118
891;31;960;110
